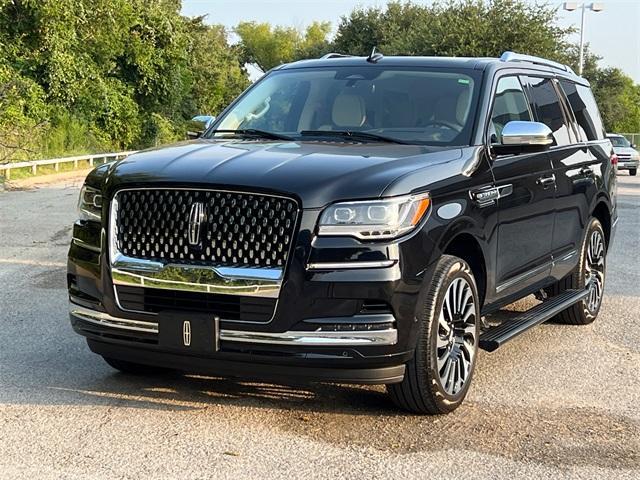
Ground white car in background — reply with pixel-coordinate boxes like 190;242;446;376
607;134;639;176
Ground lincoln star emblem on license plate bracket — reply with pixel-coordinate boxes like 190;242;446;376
158;313;220;353
183;320;192;346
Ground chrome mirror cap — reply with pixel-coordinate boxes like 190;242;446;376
501;121;554;146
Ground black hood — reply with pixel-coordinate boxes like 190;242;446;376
103;139;467;208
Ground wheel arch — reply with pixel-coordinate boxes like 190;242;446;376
439;230;488;307
591;199;612;249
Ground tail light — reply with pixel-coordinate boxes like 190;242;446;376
611;153;618;167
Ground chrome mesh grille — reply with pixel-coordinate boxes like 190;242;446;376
114;189;298;267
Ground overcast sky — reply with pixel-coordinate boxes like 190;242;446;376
182;0;640;82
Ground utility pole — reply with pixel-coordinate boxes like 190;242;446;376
563;2;604;76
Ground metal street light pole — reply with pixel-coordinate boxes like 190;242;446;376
579;3;586;75
563;2;604;76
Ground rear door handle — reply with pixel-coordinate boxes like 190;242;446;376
537;174;556;189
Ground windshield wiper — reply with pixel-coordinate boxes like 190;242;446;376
210;129;293;141
299;130;409;145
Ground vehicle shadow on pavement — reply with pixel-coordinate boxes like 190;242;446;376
40;368;640;471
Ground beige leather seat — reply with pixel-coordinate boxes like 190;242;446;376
319;93;368;130
431;89;471;128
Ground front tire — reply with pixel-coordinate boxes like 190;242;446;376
387;255;480;414
545;218;606;325
630;168;637;176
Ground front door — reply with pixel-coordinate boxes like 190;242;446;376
488;75;556;299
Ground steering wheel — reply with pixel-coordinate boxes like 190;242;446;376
422;120;462;132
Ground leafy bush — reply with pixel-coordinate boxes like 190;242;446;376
0;0;249;163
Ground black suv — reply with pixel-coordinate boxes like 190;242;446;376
68;52;617;414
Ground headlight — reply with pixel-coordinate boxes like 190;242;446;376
78;185;103;221
631;153;640;160
318;193;431;240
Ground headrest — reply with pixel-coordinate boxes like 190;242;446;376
332;93;366;128
456;88;471;125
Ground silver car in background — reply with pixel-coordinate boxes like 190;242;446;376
607;134;639;176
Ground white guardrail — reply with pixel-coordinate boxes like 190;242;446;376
0;150;138;180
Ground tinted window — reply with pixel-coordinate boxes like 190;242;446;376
489;76;532;143
560;80;605;140
213;67;481;146
608;136;631;147
523;77;572;146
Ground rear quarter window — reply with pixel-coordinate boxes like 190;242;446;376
559;80;605;141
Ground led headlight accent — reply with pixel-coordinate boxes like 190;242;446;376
318;193;431;240
78;185;103;221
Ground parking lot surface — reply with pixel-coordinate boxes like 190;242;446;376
0;173;638;479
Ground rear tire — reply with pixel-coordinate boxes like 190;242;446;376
630;168;637;176
387;255;479;414
103;356;169;375
545;218;606;325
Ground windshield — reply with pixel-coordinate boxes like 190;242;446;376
609;136;631;148
209;66;480;146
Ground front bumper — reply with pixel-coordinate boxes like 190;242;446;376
617;159;639;170
70;304;398;346
70;304;407;384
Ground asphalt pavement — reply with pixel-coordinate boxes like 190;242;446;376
0;172;638;479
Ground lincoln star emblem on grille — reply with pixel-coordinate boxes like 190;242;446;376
188;202;206;246
183;321;191;346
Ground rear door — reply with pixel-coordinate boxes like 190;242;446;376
522;76;601;282
488;75;556;299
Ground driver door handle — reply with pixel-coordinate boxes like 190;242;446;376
537;174;556;189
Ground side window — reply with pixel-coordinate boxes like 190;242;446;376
490;76;532;143
559;80;605;141
522;76;572;146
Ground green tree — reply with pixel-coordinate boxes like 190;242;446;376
0;0;250;161
334;0;573;59
590;68;640;133
236;21;331;71
185;19;249;117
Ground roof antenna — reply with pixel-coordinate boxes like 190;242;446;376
367;46;383;63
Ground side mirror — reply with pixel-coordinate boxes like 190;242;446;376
186;115;216;140
493;121;554;155
631;143;637;149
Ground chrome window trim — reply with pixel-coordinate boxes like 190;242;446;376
108;187;301;323
70;304;397;346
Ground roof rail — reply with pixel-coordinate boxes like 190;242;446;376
320;53;353;59
500;51;576;75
